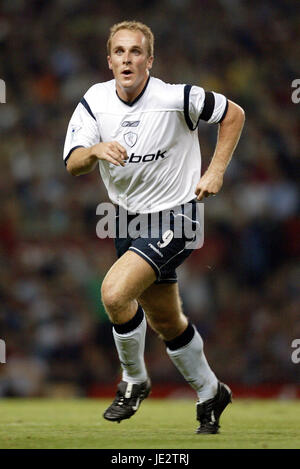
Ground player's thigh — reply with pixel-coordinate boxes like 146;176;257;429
101;250;156;306
138;282;183;325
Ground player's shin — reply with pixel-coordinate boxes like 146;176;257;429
165;322;218;401
112;304;148;383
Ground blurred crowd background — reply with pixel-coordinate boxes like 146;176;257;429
0;0;299;398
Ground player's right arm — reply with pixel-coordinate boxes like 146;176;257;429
63;89;127;176
66;142;128;176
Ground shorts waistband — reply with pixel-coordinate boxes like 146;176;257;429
115;198;196;216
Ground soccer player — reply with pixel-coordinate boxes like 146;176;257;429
63;21;245;434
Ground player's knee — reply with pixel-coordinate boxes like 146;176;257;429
148;313;188;341
101;280;124;314
148;318;179;340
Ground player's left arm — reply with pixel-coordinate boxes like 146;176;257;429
195;100;245;201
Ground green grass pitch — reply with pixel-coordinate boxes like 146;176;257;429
0;398;299;449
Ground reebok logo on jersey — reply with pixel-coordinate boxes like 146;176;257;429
121;120;140;127
127;150;167;163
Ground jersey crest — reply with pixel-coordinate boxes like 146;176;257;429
124;131;138;147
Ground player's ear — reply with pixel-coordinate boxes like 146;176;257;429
107;56;112;70
147;56;154;71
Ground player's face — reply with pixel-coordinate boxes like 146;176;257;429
107;29;153;101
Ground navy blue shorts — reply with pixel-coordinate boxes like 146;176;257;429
114;199;202;284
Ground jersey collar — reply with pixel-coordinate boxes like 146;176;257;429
116;75;150;107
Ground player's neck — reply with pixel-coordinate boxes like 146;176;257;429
116;75;150;104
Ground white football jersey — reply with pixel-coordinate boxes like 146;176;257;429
63;76;228;213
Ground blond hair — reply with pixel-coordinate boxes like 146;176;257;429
107;21;154;57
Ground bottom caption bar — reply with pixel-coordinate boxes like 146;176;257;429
102;450;192;467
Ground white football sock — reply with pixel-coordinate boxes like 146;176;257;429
113;313;148;384
167;326;218;401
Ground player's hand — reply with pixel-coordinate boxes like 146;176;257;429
91;141;128;167
194;169;223;201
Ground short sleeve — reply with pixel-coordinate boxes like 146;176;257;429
184;85;228;130
63;97;100;165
